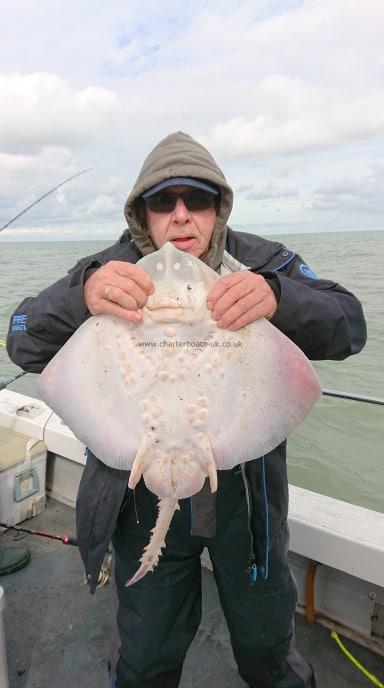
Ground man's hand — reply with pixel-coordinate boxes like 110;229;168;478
206;271;278;331
84;261;155;323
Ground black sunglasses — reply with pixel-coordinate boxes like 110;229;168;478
144;189;217;213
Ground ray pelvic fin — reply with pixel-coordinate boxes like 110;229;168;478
196;434;217;493
128;436;151;489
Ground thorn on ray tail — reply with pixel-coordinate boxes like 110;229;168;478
126;498;180;586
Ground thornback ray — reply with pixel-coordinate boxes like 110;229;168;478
37;242;321;585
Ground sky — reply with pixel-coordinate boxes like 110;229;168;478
0;0;383;241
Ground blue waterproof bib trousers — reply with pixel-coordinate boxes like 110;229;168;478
110;466;315;688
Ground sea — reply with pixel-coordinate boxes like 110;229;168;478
0;230;383;514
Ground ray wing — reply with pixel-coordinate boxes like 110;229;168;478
37;315;146;469
189;319;321;468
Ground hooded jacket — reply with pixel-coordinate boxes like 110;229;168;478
124;131;233;270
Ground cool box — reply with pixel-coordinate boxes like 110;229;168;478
0;427;47;525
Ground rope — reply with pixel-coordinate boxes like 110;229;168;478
331;631;384;687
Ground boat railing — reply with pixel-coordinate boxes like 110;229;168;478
322;389;384;406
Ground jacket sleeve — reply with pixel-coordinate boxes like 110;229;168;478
6;263;98;374
262;253;367;361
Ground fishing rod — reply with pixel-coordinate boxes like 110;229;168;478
0;339;28;390
0;522;77;546
322;389;384;406
0;167;92;232
0;168;92;378
0;370;27;391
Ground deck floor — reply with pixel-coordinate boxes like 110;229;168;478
1;499;383;688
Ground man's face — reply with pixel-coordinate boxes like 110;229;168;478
145;185;217;259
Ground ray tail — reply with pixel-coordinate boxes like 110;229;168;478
126;498;180;586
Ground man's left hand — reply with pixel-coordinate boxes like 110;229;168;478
206;271;278;331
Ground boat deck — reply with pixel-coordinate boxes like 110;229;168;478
1;499;383;688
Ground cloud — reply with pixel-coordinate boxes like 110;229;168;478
74;193;121;219
0;73;122;154
0;145;126;234
236;182;255;192
203;76;384;157
307;166;384;213
0;0;384;237
246;184;298;201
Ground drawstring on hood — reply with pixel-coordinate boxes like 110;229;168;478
124;131;233;271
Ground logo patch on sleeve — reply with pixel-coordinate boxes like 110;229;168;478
299;264;318;279
11;314;27;332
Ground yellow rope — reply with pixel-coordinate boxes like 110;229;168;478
0;339;5;347
331;631;384;687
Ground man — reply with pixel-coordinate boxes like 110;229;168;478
7;131;367;688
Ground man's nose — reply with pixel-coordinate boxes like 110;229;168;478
173;197;190;221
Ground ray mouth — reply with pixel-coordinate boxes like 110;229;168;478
143;300;189;322
146;300;184;311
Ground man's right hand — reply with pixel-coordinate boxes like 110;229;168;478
83;261;155;323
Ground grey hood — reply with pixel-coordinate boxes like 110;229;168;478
124;131;233;270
